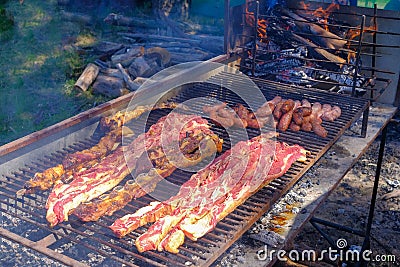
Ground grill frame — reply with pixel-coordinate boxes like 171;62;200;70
0;71;369;267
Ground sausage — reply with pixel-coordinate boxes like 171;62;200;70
302;115;311;124
269;96;282;106
322;104;332;113
321;105;342;122
273;101;284;120
301;99;312;108
203;102;227;113
281;99;295;114
258;116;271;127
292;112;303;125
332;106;341;119
297;107;312;117
289;122;301;132
232;117;248;128
278;110;293;131
294;100;302;109
301;122;313;132
217;108;235;118
234;104;250;120
312;122;328;138
209;110;234;128
256;103;274;117
310;102;323;124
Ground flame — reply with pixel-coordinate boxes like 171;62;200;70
312;3;339;31
298;1;339;31
245;3;269;44
346;21;377;63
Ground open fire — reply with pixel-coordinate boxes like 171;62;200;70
237;1;392;99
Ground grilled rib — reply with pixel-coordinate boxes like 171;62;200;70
99;101;184;131
45;113;221;227
17;102;182;196
73;132;223;222
110;133;308;254
17;128;125;195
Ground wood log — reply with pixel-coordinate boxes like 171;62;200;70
291;33;346;65
111;46;145;67
104;13;163;30
128;57;162;78
74;63;100;92
92;75;128;98
280;8;347;50
119;33;223;54
116;63;139;91
145;47;171;66
93;41;124;58
99;68;123;79
60;11;93;25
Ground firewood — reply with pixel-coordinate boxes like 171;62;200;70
104;13;163;30
116;63;140;91
145;47;171;66
74;63;100;92
111;46;145;67
280;8;347;50
291;33;346;65
92;75;128;98
60;10;93;25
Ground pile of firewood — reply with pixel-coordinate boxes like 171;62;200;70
70;11;223;97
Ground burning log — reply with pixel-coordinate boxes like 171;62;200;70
279;8;347;50
290;32;346;65
74;63;100;92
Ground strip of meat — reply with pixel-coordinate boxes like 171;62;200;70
135;209;187;253
156;138;307;252
46;113;216;227
112;133;308;252
100;102;183;131
73;133;222;222
17;128;125;195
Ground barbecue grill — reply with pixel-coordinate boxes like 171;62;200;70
0;61;370;266
1;1;399;266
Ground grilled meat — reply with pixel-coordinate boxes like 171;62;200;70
110;132;308;254
46;113;220;227
17;128;125;195
100;101;183;132
73;133;222;222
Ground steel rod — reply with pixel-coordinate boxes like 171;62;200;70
251;1;260;76
362;124;388;251
371;4;378;101
310;217;365;236
352;15;365;97
291;8;400;21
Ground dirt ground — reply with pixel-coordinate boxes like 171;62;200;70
291;111;400;266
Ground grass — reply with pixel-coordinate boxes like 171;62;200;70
0;0;111;146
357;0;391;9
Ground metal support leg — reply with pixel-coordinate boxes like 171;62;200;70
358;124;388;266
310;123;389;266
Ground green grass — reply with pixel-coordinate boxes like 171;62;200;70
357;0;391;9
0;0;111;146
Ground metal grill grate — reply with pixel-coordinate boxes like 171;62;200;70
0;72;369;267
